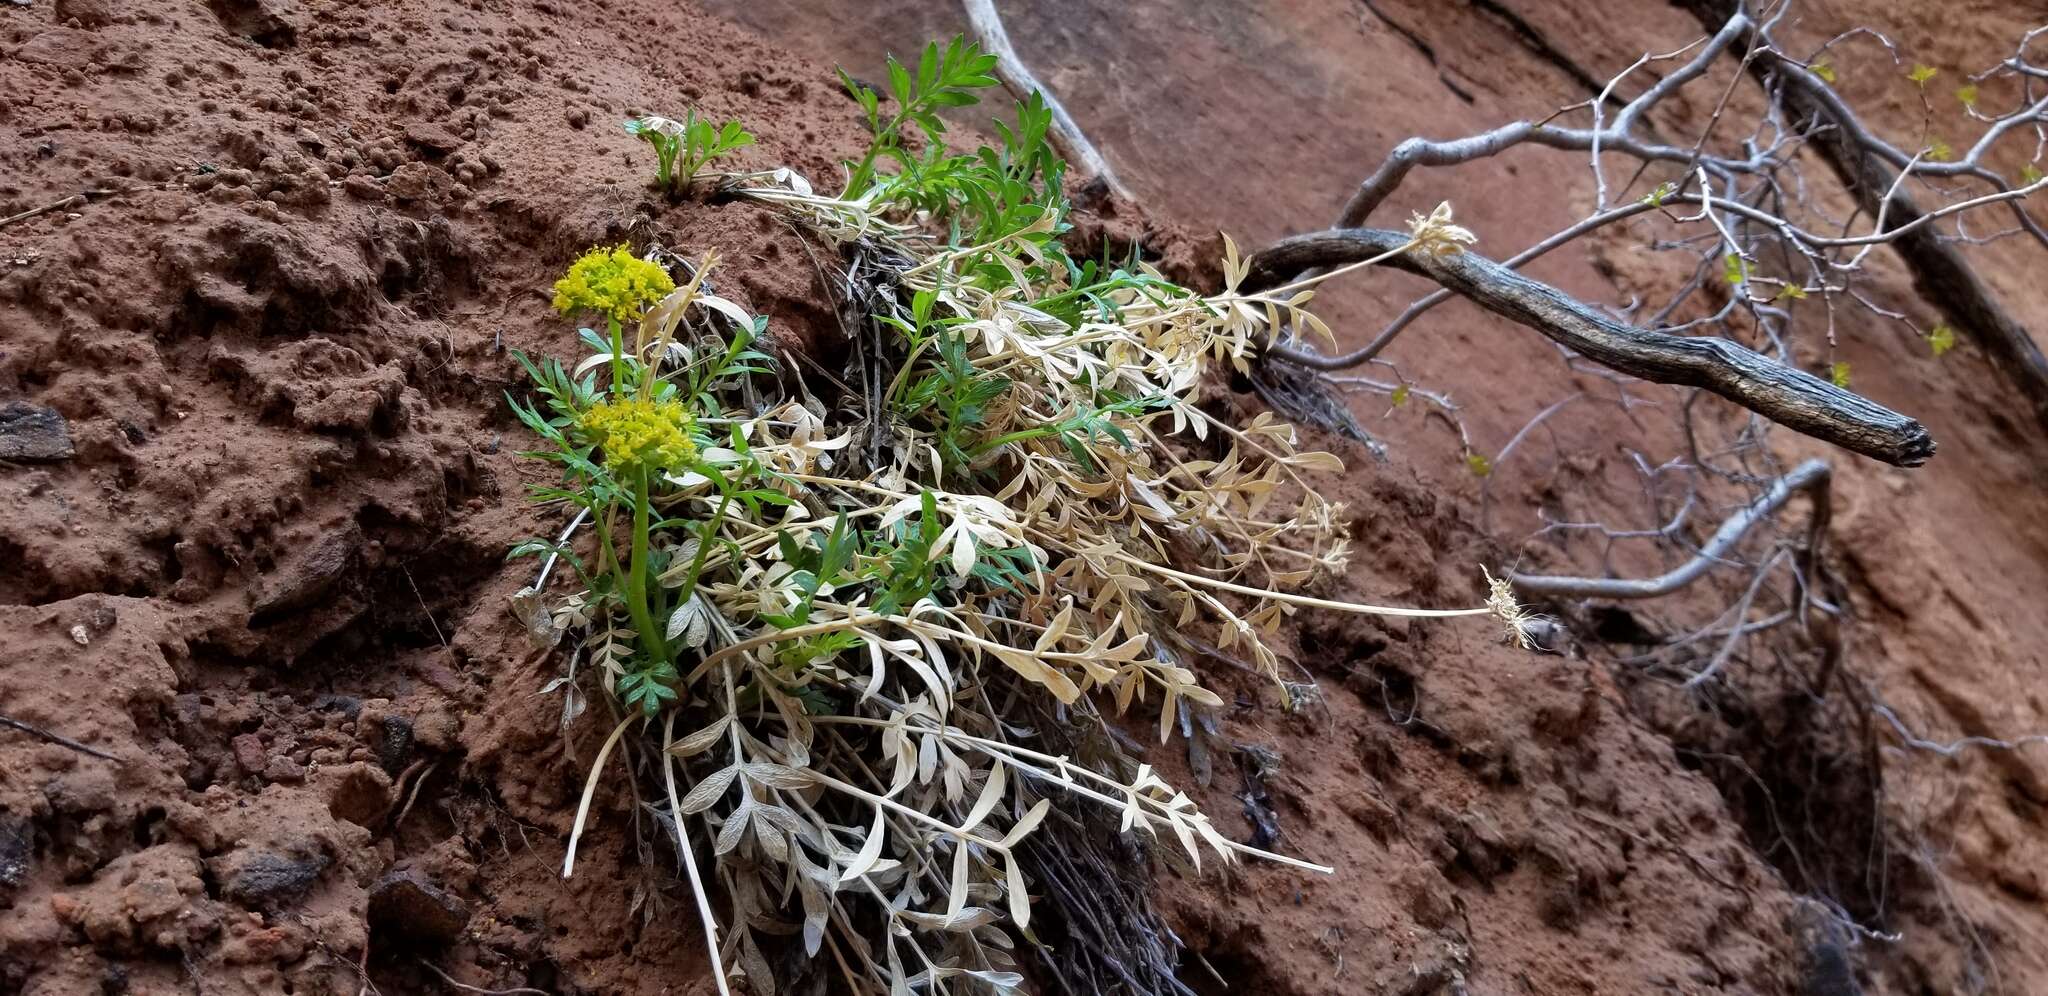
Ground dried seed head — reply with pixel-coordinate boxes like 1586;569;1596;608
1482;566;1537;650
1407;201;1478;257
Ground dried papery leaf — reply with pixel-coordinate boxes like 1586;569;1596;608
666;592;714;648
682;765;739;814
671;715;732;758
511;586;563;647
737;930;776;996
792;847;830;957
550;678;586;733
900;907;1001;932
960;761;1007;834
945;842;972;920
744;762;818;790
757;823;791;863
1002;851;1030;930
841;806;888;882
988;646;1081;703
1000;798;1050;849
1167;808;1201;872
715;796;754;855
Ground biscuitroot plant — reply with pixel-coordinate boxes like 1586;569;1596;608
626;111;754;197
510;34;1526;996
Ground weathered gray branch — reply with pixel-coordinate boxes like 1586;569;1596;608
1336;12;1758;228
1243;229;1936;466
1510;457;1830;599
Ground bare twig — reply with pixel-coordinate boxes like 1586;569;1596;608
1334;12;1756;228
1296;2;2048;449
1480;392;1583;531
1873;704;2048;758
391;760;439;829
1510;458;1830;599
401;565;449;649
0;194;85;231
0;186;153;231
414;958;549;996
0;713;120;762
1676;0;2048;437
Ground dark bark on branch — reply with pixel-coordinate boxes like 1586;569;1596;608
1679;0;2048;439
1243;229;1936;466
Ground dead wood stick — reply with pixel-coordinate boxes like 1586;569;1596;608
0;186;152;231
1243;229;1935;467
960;0;1132;199
1510;458;1830;600
0;713;120;761
0;195;86;231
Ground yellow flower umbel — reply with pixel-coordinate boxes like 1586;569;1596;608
552;245;677;324
578;396;697;475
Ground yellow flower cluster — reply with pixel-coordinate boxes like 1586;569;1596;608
552;245;676;324
578;396;697;474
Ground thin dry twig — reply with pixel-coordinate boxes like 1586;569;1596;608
0;194;85;231
414;957;550;996
1510;458;1829;600
0;714;120;762
0;186;152;231
1873;704;2048;758
1268;1;2046;462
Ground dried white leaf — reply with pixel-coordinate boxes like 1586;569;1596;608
510;586;561;648
669;715;731;758
840;806;887;882
743;763;816;790
960;762;1006;834
663;593;713;649
715;798;753;855
1000;799;1050;849
945;842;971;920
680;765;738;814
1003;851;1030;930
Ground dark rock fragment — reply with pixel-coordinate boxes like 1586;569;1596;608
0;402;75;462
215;842;329;909
368;869;470;945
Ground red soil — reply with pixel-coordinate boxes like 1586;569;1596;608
1;0;2043;994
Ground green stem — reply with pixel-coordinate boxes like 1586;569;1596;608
845;146;884;199
968;425;1059;457
625;466;669;668
607;317;627;397
846;103;916;197
671;484;735;612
